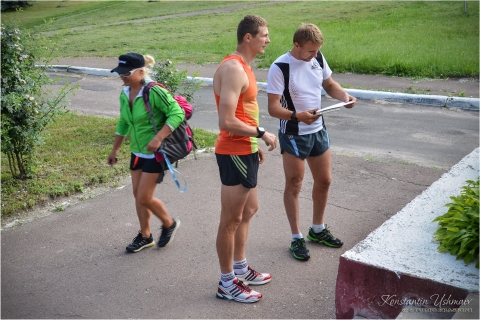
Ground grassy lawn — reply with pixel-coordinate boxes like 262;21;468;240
1;112;217;217
3;0;478;78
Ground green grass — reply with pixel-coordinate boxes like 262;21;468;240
0;112;218;217
3;0;478;78
1;1;245;31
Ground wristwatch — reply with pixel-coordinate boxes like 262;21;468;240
291;111;298;122
256;126;265;138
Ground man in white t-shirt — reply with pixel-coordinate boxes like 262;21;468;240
267;23;357;261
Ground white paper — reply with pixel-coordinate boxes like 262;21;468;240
317;101;352;114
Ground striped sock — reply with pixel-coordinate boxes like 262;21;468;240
233;258;248;275
220;271;235;287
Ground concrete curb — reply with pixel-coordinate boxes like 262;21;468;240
43;65;479;111
336;147;479;319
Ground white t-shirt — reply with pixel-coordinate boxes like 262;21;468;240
267;51;332;135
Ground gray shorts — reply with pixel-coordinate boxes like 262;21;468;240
279;128;330;160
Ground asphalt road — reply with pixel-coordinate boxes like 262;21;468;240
55;72;478;169
1;72;478;319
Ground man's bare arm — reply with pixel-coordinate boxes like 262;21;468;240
322;77;356;108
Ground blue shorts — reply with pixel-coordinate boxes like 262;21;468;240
279;128;330;160
215;153;259;189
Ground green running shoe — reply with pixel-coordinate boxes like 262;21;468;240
307;225;344;248
290;238;310;260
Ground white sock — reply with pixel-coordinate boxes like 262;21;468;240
220;271;235;287
292;233;304;241
312;223;325;233
233;258;248;275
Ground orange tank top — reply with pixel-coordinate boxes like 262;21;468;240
214;55;259;155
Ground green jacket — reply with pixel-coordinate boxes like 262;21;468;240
116;84;185;154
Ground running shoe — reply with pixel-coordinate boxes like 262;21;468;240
158;218;181;247
216;278;262;303
290;238;310;260
236;266;272;285
307;225;344;248
126;231;155;252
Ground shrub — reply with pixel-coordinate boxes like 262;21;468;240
1;21;76;179
151;59;200;103
433;177;479;268
1;1;32;12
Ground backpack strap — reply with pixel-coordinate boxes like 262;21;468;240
142;82;187;191
142;82;160;135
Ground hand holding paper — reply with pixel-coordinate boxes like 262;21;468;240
314;101;353;115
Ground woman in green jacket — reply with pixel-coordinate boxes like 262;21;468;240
108;52;184;253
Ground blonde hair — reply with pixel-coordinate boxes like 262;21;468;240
293;23;324;47
143;54;156;80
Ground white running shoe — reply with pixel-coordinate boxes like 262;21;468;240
236;266;272;285
216;278;262;303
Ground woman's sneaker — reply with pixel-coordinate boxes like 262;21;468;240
307;225;344;248
126;231;155;252
158;218;181;247
236;266;272;285
216;278;262;303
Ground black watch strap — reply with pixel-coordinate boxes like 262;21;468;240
256;127;265;138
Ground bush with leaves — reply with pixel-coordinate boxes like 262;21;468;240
433;177;479;268
1;21;76;179
151;59;201;103
1;1;32;12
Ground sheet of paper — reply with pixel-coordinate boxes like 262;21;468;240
316;101;353;114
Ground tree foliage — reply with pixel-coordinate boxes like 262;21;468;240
1;0;32;12
1;21;76;179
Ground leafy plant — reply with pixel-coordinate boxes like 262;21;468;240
1;1;32;12
433;177;479;268
151;58;201;103
1;21;76;179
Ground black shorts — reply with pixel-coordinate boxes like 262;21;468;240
215;152;259;189
130;153;166;183
279;127;330;160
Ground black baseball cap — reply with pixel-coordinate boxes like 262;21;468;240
111;52;145;74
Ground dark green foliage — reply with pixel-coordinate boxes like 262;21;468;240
433;178;479;268
1;0;32;12
1;21;75;179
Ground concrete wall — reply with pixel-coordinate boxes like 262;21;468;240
336;148;479;318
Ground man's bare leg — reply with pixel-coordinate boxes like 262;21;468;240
282;152;305;234
306;148;332;225
217;184;250;274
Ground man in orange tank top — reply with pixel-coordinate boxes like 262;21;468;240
213;15;278;303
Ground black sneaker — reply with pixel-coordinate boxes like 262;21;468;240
290;238;310;260
126;231;155;252
158;218;181;247
307;225;344;248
